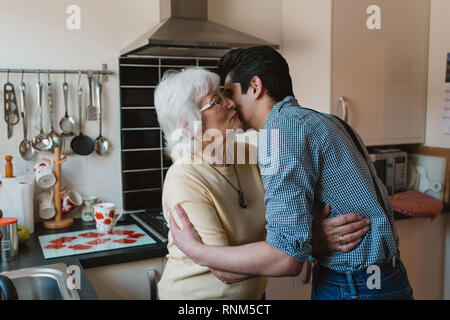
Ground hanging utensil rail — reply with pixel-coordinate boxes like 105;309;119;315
0;65;113;82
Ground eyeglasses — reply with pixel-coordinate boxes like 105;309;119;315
200;93;224;112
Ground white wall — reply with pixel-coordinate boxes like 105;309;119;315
425;0;450;148
0;0;160;214
208;0;282;46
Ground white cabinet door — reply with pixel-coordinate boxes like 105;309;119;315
265;277;295;300
85;257;165;300
331;0;429;146
265;261;313;300
294;261;313;300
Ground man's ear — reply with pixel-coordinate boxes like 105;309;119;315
249;76;264;99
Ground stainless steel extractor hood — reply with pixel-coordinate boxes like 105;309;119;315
121;0;279;58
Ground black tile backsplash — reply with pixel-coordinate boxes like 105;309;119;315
120;56;219;212
121;88;155;107
121;109;159;128
122;170;162;191
120;57;159;65
124;190;163;211
122;130;160;149
161;58;197;66
121;150;162;170
162;152;173;168
120;66;159;86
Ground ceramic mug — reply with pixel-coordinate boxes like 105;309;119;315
81;196;100;222
33;160;56;189
94;203;123;233
61;190;83;215
37;190;55;220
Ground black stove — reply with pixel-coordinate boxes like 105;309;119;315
130;209;169;242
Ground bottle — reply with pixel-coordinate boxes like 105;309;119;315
5;156;14;178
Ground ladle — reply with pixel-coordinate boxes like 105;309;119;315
59;73;76;134
94;81;110;156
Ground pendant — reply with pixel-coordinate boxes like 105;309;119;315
239;190;248;209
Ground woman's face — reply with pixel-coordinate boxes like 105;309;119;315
199;89;244;135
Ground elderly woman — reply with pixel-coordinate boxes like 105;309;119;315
154;67;369;300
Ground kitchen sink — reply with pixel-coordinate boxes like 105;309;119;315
0;263;80;300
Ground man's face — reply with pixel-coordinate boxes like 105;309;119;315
223;73;255;129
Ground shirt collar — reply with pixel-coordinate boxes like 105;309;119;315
264;96;299;129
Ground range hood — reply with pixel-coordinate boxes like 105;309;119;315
121;0;279;58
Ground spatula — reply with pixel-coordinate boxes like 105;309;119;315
86;71;97;121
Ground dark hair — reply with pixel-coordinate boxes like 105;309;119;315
218;46;294;102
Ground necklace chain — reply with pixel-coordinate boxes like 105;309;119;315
207;163;248;208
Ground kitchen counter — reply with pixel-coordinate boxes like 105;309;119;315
1;204;447;300
0;214;168;300
393;203;450;220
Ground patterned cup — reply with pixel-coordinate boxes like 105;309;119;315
81;196;100;222
33;160;56;189
61;190;83;215
94;203;123;233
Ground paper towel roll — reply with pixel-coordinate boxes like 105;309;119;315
0;176;35;234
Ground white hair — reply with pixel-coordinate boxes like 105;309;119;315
154;67;220;160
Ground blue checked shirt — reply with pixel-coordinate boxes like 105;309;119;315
258;96;399;272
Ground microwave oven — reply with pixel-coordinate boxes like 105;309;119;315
369;151;408;195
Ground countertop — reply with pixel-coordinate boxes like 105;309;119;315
0;214;168;300
393;203;450;220
0;203;447;300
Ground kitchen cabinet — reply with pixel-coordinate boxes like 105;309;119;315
283;0;430;146
266;276;295;300
265;262;312;300
84;257;165;300
395;214;447;300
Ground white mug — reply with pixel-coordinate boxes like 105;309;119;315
33;160;56;189
81;196;100;222
61;190;83;215
94;203;123;233
37;190;55;220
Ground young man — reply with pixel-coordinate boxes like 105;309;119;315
170;46;414;300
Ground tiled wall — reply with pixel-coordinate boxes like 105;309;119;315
119;56;220;214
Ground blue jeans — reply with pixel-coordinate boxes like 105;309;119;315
311;258;414;300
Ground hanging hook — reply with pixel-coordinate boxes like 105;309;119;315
37;70;41;83
21;70;25;83
77;70;82;87
6;69;10;83
64;71;67;83
47;70;51;82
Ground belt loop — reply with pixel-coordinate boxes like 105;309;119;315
345;271;359;300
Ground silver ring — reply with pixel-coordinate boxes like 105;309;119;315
339;236;348;246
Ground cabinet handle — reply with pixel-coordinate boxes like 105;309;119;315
302;260;312;284
337;97;349;123
147;269;157;300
